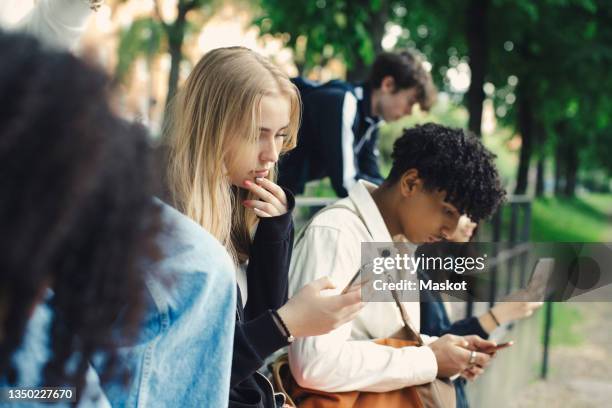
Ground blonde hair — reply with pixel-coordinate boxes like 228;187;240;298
167;47;300;263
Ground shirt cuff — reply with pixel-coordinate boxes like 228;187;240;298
253;188;295;242
412;345;438;383
246;310;289;360
421;334;438;345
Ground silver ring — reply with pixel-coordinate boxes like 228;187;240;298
468;350;477;366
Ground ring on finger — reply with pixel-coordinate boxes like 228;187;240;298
468;350;477;366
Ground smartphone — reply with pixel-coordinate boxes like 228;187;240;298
341;246;395;294
482;341;514;353
341;264;371;294
526;258;555;300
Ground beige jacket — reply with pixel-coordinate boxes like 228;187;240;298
288;180;438;393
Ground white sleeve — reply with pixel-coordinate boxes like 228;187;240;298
288;225;438;392
341;91;358;192
421;334;438;345
17;0;91;50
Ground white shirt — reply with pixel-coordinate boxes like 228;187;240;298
339;89;381;192
288;180;438;392
0;0;91;50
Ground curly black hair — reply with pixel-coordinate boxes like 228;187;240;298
0;31;161;400
386;123;506;223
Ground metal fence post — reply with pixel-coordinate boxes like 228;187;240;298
541;301;554;379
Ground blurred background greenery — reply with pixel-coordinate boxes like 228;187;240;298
48;1;609;243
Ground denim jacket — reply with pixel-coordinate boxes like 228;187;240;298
0;294;111;408
2;201;236;407
95;201;237;407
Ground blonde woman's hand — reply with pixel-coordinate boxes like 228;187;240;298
277;277;364;337
242;178;288;217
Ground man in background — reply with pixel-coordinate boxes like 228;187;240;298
278;50;437;197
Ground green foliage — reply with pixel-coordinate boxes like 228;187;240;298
397;0;612;187
116;17;164;82
116;0;219;113
541;303;584;347
530;193;612;242
254;0;390;73
254;0;612;187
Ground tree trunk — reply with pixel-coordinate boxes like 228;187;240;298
534;123;546;197
166;39;183;107
554;146;563;196
564;141;578;197
159;3;190;142
465;0;488;137
515;84;533;195
295;61;307;77
553;122;566;196
535;157;545;197
165;6;187;109
346;0;388;82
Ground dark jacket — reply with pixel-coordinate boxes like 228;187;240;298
229;190;295;408
278;79;383;198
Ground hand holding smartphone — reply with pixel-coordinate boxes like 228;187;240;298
480;340;514;354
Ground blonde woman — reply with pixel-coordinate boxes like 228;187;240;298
167;47;363;408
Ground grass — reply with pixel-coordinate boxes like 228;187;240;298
530;193;612;242
529;193;610;358
538;302;584;347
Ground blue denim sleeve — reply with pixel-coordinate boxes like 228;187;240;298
97;202;237;408
0;296;111;408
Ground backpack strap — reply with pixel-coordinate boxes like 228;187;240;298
295;202;425;345
295;203;366;245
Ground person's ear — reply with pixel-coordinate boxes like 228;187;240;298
400;169;421;197
381;76;396;93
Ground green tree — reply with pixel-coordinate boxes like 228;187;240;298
254;0;393;80
397;0;612;195
116;0;218;111
254;0;611;195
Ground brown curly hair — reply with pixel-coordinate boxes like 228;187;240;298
0;31;161;401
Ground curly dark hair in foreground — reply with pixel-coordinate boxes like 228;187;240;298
0;31;161;400
386;123;506;223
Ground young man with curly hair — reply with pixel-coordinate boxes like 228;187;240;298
278;51;438;198
287;123;506;393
